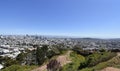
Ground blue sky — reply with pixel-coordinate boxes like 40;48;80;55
0;0;120;38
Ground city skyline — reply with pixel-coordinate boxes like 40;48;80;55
0;0;120;38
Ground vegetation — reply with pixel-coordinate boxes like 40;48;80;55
81;52;117;67
0;56;18;68
16;52;28;64
36;45;49;65
36;45;60;65
1;46;119;71
60;50;117;71
80;53;119;71
1;65;37;71
61;52;85;71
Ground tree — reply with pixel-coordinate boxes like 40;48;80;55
16;52;27;64
36;45;48;65
3;57;18;67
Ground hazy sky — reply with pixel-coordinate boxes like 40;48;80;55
0;0;120;38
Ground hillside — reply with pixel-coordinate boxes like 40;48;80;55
100;53;120;71
31;51;72;71
1;49;120;71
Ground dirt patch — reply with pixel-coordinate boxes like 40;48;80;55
56;55;71;66
117;53;120;56
101;67;120;71
56;51;71;66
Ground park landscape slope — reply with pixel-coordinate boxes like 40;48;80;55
2;50;120;71
100;53;120;71
31;51;72;71
32;51;120;71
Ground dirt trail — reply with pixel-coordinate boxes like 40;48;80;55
101;53;120;71
56;51;71;66
31;51;72;71
117;53;120;56
101;67;120;71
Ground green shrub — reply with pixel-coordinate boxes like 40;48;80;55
1;65;37;71
80;52;117;71
84;52;116;67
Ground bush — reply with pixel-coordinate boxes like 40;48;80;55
83;52;117;67
1;57;18;68
79;52;117;71
1;65;37;71
36;45;59;65
16;52;28;64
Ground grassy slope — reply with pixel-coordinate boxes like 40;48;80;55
1;65;38;71
61;51;118;71
80;53;120;71
2;51;120;71
61;52;85;71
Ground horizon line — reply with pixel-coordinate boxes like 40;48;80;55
0;34;120;39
